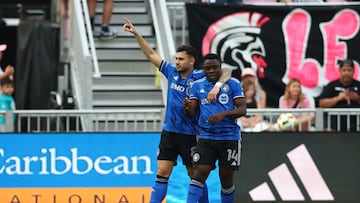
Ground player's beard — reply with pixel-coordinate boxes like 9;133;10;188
178;65;192;74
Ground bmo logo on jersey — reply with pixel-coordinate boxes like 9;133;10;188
170;83;185;92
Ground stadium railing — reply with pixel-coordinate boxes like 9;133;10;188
0;108;358;132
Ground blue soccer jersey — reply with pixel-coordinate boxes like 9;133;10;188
189;77;244;140
160;60;205;135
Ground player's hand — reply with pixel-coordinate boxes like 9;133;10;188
207;85;220;102
207;112;225;125
183;98;192;111
123;17;137;34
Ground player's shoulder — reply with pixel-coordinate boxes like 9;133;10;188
192;77;207;86
161;60;175;70
227;77;241;85
192;69;205;79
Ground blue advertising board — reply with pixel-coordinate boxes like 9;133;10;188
0;133;161;202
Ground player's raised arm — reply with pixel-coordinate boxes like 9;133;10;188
123;17;162;68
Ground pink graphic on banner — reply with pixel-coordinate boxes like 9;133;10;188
283;9;319;89
248;144;334;201
282;9;360;96
320;9;359;82
249;182;275;201
268;163;305;201
287;144;334;200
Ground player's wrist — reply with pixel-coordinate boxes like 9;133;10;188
215;82;223;88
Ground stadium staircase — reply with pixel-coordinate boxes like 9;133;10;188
89;0;164;130
92;0;163;110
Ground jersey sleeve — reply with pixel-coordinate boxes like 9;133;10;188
189;82;199;100
159;60;175;79
232;79;245;99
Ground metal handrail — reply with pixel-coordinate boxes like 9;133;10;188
80;0;101;78
12;109;163;133
149;0;177;105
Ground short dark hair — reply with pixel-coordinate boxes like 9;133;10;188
0;77;13;86
203;53;221;62
339;59;354;69
176;44;197;59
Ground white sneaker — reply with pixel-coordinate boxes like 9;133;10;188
99;29;117;40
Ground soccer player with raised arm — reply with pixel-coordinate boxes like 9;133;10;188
123;18;232;202
183;53;246;203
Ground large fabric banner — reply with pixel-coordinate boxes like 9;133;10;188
186;3;360;107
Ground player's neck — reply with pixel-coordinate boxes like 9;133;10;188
180;68;193;79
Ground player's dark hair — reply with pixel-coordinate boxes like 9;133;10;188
203;53;221;63
339;59;354;69
176;44;197;59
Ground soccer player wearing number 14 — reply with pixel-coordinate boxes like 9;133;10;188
183;53;246;203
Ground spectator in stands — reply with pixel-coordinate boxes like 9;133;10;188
238;80;270;132
0;77;15;132
87;0;117;40
123;17;232;203
241;68;267;108
0;44;15;88
183;53;246;203
279;78;315;131
318;59;360;131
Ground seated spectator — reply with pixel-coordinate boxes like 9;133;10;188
87;0;117;40
241;68;267;108
279;78;315;131
0;77;15;132
318;59;360;131
238;80;270;132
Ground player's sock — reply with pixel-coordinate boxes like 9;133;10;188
101;24;110;32
187;179;204;203
221;185;235;203
150;175;169;203
198;181;209;203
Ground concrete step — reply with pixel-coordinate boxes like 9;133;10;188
93;74;158;90
96;4;147;14
93;91;163;108
92;25;153;38
94;13;151;25
98;61;155;73
96;49;149;61
94;37;155;49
